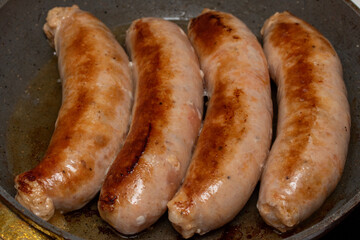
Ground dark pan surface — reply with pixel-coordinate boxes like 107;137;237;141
1;0;360;239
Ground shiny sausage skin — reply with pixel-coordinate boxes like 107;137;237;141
14;5;133;220
167;9;273;238
257;12;351;232
98;18;203;235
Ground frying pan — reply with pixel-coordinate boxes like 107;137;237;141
1;0;360;239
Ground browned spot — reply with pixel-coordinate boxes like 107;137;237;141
99;193;118;212
189;11;235;55
16;171;37;194
268;17;331;192
94;134;110;148
100;20;174;209
173;200;194;216
101;85;125;119
182;63;247;199
80;160;86;168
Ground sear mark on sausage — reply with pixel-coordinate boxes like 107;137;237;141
181;73;247;200
99;193;118;211
189;12;237;56
17;23;108;194
99;20;175;210
269;20;333;198
17;171;38;194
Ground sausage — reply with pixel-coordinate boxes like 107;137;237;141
167;9;273;238
14;5;133;220
257;12;351;232
98;18;203;235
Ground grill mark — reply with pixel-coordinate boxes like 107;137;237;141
269;20;320;181
100;20;174;209
189;11;237;56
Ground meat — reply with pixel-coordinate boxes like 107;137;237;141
167;9;273;238
257;11;351;232
98;18;203;235
14;5;133;220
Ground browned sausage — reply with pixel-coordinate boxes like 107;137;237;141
98;18;203;234
15;5;133;220
167;9;273;238
257;11;351;232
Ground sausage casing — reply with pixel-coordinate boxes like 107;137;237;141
257;12;351;232
14;5;133;220
167;9;273;238
98;18;203;235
